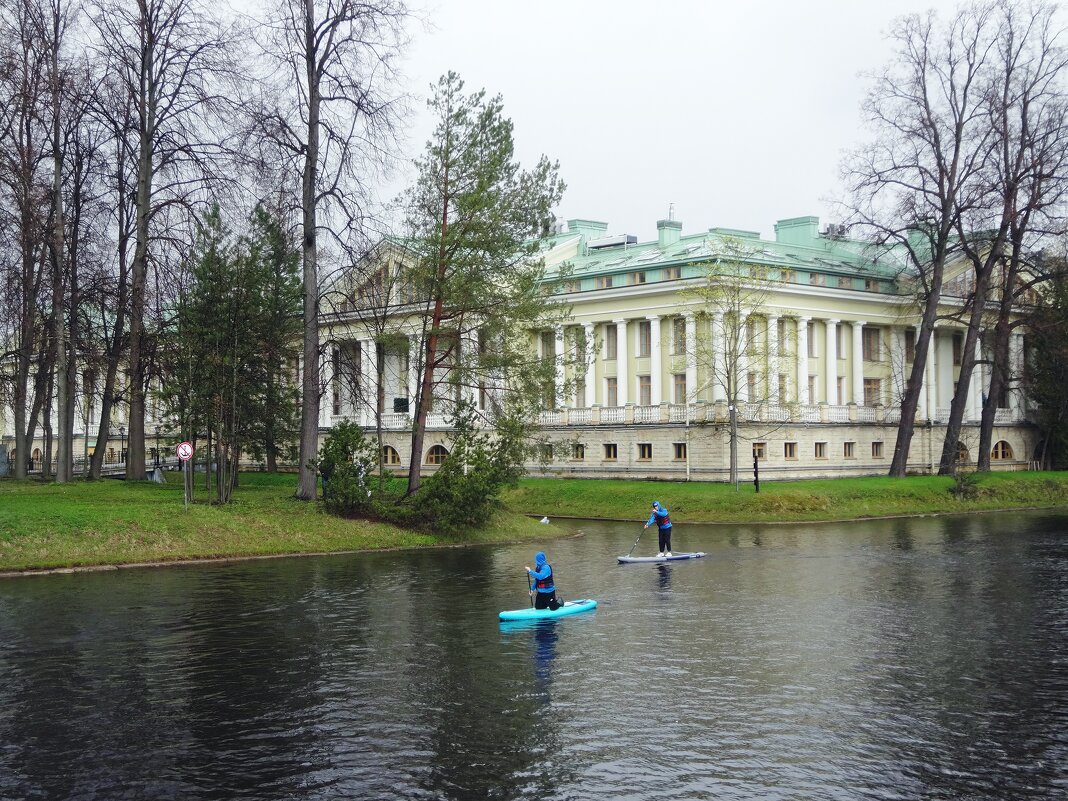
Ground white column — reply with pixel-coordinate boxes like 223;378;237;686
554;325;565;409
361;339;378;425
738;309;752;403
582;323;596;407
1009;333;1024;412
648;315;662;406
825;319;839;405
709;311;726;403
924;326;937;419
852;321;865;405
320;349;333;427
462;331;478;410
968;334;982;420
614;318;629;406
685;313;698;404
768;314;780;403
797;317;810;404
890;327;905;402
408;335;420;416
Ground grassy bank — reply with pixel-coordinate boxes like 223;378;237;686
0;472;565;573
501;472;1068;524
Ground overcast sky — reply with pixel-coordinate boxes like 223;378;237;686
244;0;971;242
391;0;978;242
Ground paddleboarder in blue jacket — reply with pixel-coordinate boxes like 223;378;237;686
644;501;673;557
525;551;560;610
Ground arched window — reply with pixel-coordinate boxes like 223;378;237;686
382;445;400;465
426;445;449;465
957;442;970;464
992;440;1014;461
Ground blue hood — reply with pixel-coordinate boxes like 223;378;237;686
535;551;546;566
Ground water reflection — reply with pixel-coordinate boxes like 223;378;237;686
0;512;1066;800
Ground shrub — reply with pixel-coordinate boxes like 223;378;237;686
316;421;377;516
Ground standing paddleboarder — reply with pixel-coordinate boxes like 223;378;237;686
644;501;673;557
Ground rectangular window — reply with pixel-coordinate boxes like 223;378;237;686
606;377;618;407
865;277;881;292
837;376;845;405
638;375;651;406
872;441;884;458
673;442;687;461
863;328;881;361
540;331;554;359
573;444;585;460
808;375;817;403
604;443;618;460
809;272;826;286
638;320;651;357
541;444;553;461
753;442;766;460
807;322;817;357
784;442;798;460
779;268;795;283
815;442;827;459
663;266;681;280
673;317;686;354
637;443;652;460
777;318;787;354
747;371;756;398
953;332;963;366
836;325;844;357
864;378;882;406
606;325;617;359
629;271;646;285
905;329;916;363
844;441;855;458
596;275;614;289
673;373;687;404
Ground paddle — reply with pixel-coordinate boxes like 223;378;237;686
627;527;646;557
527;573;533;607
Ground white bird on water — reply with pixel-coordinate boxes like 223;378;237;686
540;516;549;524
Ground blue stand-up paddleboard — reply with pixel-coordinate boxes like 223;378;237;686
617;552;706;564
498;599;597;621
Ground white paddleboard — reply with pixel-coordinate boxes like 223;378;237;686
617;552;706;564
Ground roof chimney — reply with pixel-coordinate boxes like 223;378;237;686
657;208;682;247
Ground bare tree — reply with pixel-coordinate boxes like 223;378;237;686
935;0;1068;474
250;0;409;500
845;7;995;477
0;0;52;479
686;237;790;486
88;0;238;482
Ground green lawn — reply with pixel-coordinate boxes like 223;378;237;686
4;471;1067;573
501;472;1068;523
0;472;563;572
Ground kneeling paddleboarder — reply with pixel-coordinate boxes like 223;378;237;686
525;551;561;610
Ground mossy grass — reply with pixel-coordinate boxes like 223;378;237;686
5;471;1067;573
0;472;563;572
500;471;1068;524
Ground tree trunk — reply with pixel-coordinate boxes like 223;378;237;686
296;0;321;501
978;315;1012;471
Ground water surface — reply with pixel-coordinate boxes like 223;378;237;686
1;512;1066;800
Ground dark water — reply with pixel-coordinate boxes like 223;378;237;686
1;512;1067;801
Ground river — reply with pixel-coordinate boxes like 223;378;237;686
1;511;1066;800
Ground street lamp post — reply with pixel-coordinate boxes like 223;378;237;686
119;425;126;465
154;426;160;467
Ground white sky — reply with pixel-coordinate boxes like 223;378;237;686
243;0;971;241
395;0;973;241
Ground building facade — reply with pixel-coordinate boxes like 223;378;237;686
321;215;1038;480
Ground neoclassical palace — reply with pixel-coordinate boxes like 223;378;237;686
320;214;1038;481
0;213;1039;480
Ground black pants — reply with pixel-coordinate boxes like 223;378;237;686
659;527;672;553
534;590;559;610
